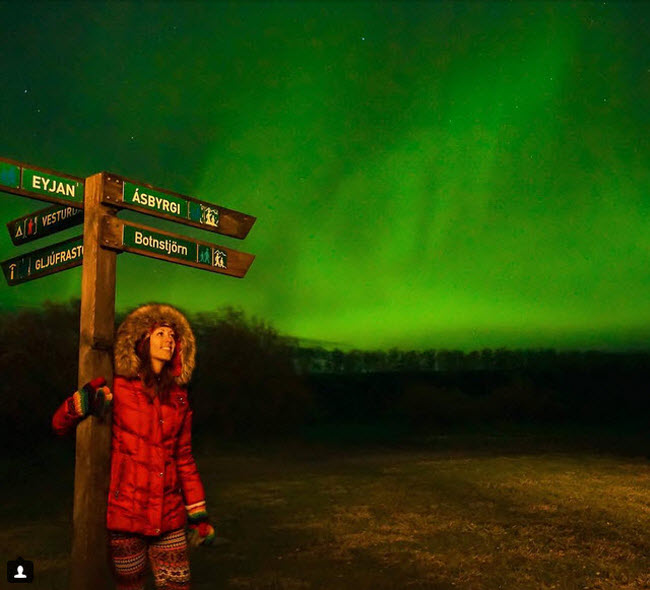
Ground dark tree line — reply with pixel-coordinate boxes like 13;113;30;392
292;345;650;374
0;301;648;452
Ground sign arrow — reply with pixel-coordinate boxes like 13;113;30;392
100;216;255;278
101;172;256;239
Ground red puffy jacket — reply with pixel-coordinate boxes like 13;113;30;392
52;303;207;536
52;376;206;536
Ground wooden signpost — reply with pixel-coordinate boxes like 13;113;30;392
1;158;257;590
74;173;116;590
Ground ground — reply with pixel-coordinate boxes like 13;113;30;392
2;432;649;589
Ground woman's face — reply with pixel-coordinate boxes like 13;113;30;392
149;326;176;365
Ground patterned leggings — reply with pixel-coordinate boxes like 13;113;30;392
108;528;191;590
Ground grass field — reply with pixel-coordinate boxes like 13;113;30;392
2;433;650;589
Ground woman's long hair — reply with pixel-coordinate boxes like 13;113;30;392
136;334;176;403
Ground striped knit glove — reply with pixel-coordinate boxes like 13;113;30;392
67;378;113;419
186;501;216;547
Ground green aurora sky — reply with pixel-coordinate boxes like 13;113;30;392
0;1;649;352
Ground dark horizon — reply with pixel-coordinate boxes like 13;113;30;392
2;299;650;358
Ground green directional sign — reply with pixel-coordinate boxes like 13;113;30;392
7;205;84;245
102;173;254;239
101;217;251;278
122;225;229;269
1;235;84;286
0;157;84;207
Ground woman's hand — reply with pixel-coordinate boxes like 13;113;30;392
69;377;113;419
187;521;216;547
186;500;216;546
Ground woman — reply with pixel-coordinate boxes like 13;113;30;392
52;303;215;590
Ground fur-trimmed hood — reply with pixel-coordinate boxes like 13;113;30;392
114;303;196;385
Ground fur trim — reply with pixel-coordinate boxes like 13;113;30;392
114;303;196;385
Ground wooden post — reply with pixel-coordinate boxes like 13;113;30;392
71;172;116;590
